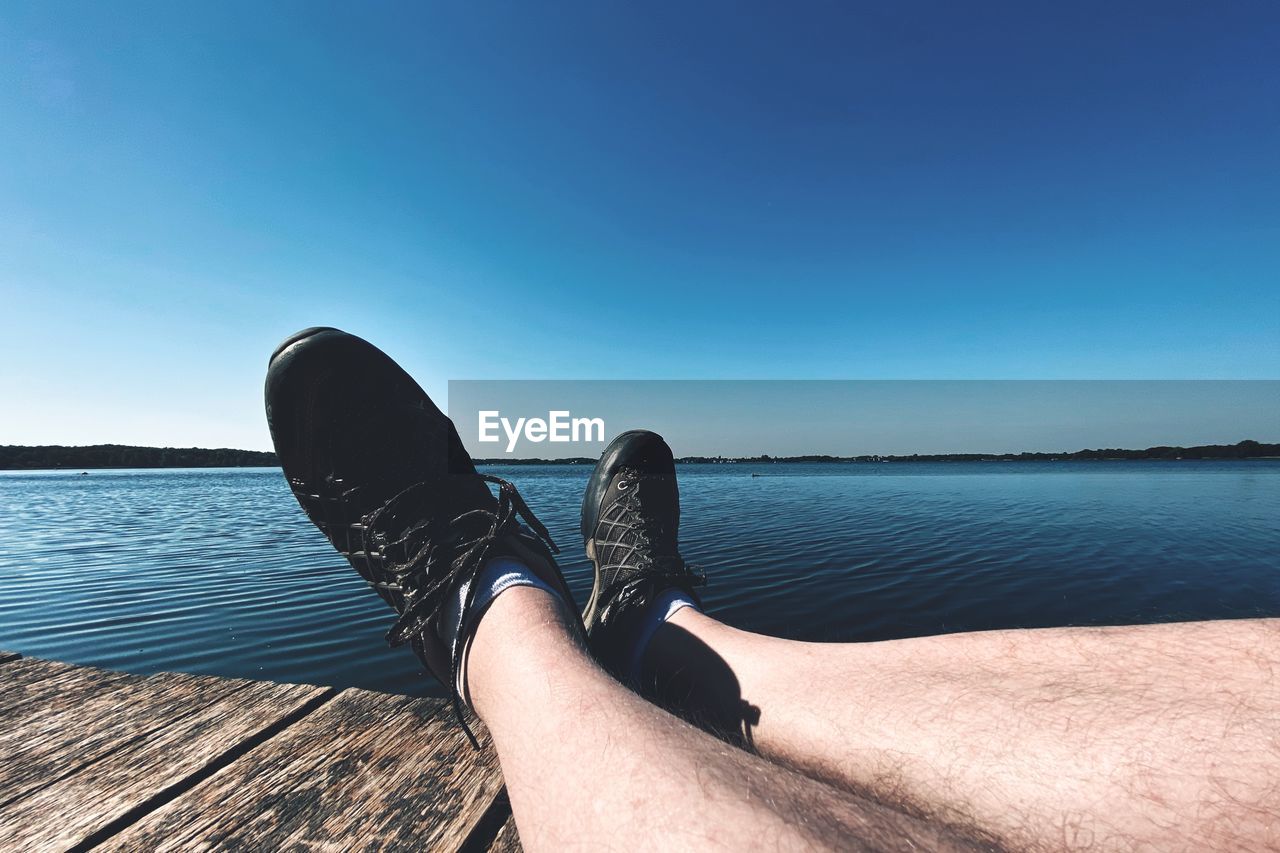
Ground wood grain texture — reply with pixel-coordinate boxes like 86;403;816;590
0;670;241;808
0;651;20;664
0;657;140;716
0;666;148;746
488;815;523;853
104;688;505;852
0;671;330;851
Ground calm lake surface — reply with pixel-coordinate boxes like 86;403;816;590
1;462;1277;697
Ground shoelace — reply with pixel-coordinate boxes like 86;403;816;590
361;473;559;746
597;473;704;622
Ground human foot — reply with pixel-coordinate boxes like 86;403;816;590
580;430;704;680
265;327;581;741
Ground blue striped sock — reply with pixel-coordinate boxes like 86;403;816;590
441;556;563;699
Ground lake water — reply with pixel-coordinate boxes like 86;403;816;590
1;462;1277;697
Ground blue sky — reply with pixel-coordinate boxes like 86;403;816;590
2;2;1277;451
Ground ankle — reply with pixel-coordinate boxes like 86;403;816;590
439;557;561;651
465;585;587;717
591;588;701;685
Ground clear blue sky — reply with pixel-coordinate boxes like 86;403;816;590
2;2;1277;451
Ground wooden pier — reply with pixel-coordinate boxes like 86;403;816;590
0;652;521;851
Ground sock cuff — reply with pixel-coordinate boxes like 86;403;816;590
442;557;562;702
475;556;558;604
445;556;559;647
626;587;699;683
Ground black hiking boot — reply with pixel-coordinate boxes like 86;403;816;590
265;327;580;743
580;429;704;678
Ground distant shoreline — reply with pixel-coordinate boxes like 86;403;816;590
2;440;1277;471
481;439;1279;464
0;444;278;471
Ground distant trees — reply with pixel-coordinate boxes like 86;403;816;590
1068;440;1278;461
1;440;1275;471
0;445;279;470
671;440;1280;464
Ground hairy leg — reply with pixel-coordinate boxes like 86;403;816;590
466;587;987;852
643;614;1280;852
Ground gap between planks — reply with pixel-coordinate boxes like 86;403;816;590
69;687;339;851
0;656;515;851
99;689;508;851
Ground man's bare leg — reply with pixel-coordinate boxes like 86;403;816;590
466;585;988;851
642;614;1280;852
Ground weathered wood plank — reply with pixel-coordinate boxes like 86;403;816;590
105;689;505;852
0;657;141;717
0;651;20;664
0;656;80;689
0;662;145;730
489;814;522;853
0;670;245;806
0;675;331;851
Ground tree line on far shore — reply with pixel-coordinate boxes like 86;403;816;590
673;439;1279;463
479;439;1278;465
0;444;279;470
2;439;1276;471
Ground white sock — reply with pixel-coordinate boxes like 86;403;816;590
440;556;561;701
625;587;699;684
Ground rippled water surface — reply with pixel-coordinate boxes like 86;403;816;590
2;462;1277;696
